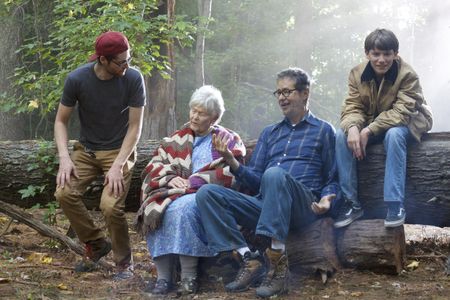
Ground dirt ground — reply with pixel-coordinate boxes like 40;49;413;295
0;209;449;300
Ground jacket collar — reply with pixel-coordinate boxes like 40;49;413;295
361;59;398;84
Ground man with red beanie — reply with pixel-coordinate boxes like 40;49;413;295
54;31;146;279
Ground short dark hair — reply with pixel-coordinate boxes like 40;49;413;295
97;54;116;65
276;67;310;91
364;28;399;53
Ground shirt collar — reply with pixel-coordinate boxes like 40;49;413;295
274;110;320;130
361;59;398;84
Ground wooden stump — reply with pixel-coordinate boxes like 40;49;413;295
336;219;406;274
287;218;341;274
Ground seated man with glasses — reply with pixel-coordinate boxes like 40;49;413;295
196;67;341;298
54;31;146;280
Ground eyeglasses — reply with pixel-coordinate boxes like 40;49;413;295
111;57;132;68
272;88;297;98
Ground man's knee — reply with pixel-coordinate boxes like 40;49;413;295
54;186;81;205
196;184;221;207
100;201;124;219
99;194;125;219
384;127;409;147
262;167;286;184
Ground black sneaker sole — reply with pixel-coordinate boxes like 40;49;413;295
384;217;405;228
333;210;364;228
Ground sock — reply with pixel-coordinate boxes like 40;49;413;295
271;239;285;252
179;255;198;279
237;246;251;257
153;255;173;281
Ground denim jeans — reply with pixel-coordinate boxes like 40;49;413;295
195;167;318;253
335;126;412;208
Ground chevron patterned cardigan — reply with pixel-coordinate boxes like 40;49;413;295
135;124;246;233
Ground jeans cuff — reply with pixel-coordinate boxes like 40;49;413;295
255;230;285;244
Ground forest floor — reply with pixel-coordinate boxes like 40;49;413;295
0;209;449;300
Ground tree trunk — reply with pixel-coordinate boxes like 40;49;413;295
194;0;212;86
141;0;177;140
0;132;449;226
336;219;406;274
0;6;26;140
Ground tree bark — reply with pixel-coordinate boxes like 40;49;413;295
194;0;212;86
336;219;406;274
287;218;340;274
0;132;449;226
357;132;450;227
0;6;26;140
0;199;114;270
141;0;177;140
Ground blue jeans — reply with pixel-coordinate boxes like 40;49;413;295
335;126;412;208
195;167;318;253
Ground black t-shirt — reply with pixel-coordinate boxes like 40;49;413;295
61;62;146;150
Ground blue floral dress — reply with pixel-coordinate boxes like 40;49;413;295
146;133;216;258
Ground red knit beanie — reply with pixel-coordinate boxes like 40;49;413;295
88;31;129;62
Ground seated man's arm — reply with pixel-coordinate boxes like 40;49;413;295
367;73;424;136
316;125;340;214
340;70;368;135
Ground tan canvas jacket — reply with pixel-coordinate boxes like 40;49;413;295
340;56;433;142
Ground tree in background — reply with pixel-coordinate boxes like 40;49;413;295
176;0;432;139
0;0;197;139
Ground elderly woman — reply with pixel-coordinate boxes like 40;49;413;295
136;85;245;296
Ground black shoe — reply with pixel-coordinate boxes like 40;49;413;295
74;238;112;272
146;279;171;295
225;251;265;292
384;204;406;228
334;202;364;228
255;248;289;298
177;277;198;296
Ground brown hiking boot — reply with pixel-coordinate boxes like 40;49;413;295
225;251;266;292
256;248;289;298
75;238;112;272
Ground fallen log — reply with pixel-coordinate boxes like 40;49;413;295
358;132;450;227
336;219;406;274
0;199;114;271
199;218;405;283
286;218;341;275
0;140;160;211
0;132;449;226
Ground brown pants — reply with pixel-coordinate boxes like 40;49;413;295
55;142;136;265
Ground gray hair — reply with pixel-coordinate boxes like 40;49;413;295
189;85;225;124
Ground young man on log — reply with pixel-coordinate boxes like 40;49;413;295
195;67;341;298
53;31;146;279
334;28;433;228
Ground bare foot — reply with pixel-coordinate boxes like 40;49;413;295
311;194;336;215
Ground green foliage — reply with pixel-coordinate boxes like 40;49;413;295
1;0;197;134
18;140;57;200
32;202;59;226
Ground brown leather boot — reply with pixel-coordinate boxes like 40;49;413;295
256;248;289;298
225;251;265;292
